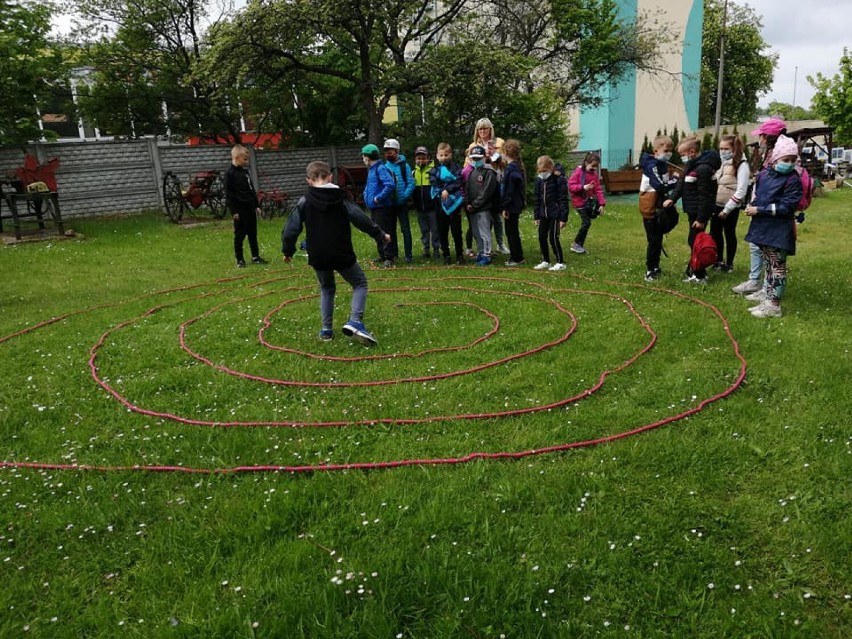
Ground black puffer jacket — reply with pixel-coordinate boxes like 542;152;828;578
671;150;721;224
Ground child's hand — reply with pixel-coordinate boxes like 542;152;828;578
691;220;705;229
662;199;673;208
534;219;540;226
559;221;566;229
232;213;240;221
502;209;509;220
598;206;605;216
382;233;391;245
441;190;449;200
745;205;757;216
255;207;261;217
584;183;594;192
283;255;292;263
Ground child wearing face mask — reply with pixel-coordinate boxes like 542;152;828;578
742;135;802;318
533;155;569;272
567;152;606;255
464;144;499;266
711;135;751;272
429;142;465;264
667;136;721;284
639;135;679;281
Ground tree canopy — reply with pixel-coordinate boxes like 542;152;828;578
70;0;242;141
0;0;65;147
699;0;776;127
809;48;852;146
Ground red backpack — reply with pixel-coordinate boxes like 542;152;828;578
690;232;717;272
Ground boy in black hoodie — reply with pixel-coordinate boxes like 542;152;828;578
666;136;721;283
225;145;267;267
281;161;390;346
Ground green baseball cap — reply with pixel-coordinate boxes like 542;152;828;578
361;143;380;155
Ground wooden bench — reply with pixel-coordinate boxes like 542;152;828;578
601;168;643;194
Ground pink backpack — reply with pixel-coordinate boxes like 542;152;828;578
795;166;814;212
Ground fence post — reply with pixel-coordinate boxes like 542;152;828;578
247;145;260;194
149;138;165;208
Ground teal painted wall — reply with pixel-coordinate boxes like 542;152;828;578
577;1;703;169
683;1;704;130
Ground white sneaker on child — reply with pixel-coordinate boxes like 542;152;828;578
548;263;566;271
533;261;551;270
744;289;767;302
732;279;761;294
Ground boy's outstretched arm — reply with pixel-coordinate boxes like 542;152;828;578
345;201;388;244
281;199;305;261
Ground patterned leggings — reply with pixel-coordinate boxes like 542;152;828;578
760;246;788;304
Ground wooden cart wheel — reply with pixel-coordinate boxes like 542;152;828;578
334;165;363;204
205;173;227;219
259;194;275;220
162;172;184;222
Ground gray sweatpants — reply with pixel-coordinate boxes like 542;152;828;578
314;262;368;330
473;210;493;256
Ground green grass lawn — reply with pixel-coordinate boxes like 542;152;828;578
0;191;850;637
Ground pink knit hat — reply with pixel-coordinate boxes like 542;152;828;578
751;117;787;137
769;135;799;164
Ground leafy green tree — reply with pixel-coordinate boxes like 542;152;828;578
479;0;667;107
70;0;242;141
700;0;776;127
208;0;470;144
764;101;815;121
809;48;852;145
0;0;65;146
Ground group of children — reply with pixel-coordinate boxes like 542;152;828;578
638;116;803;318
226;115;804;346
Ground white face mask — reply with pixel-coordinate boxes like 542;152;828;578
538;172;551;180
655;152;672;162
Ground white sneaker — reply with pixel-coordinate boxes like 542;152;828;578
750;303;782;318
533;261;551;270
548;262;566;271
497;244;511;255
732;279;761;294
682;274;707;285
744;289;767;302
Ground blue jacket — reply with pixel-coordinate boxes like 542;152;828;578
640;153;675;195
744;167;802;255
385;155;415;205
363;161;395;210
501;161;526;214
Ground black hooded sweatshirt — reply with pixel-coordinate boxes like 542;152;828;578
281;186;385;271
671;150;722;224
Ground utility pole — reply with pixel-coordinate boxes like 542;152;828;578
792;65;799;115
713;0;729;142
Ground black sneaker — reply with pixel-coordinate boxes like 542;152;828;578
236;260;246;268
252;256;268;264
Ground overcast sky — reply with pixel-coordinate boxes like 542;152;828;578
740;1;848;109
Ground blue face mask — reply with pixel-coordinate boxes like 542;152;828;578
720;151;733;162
472;159;485;169
655;152;672;162
775;161;795;174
